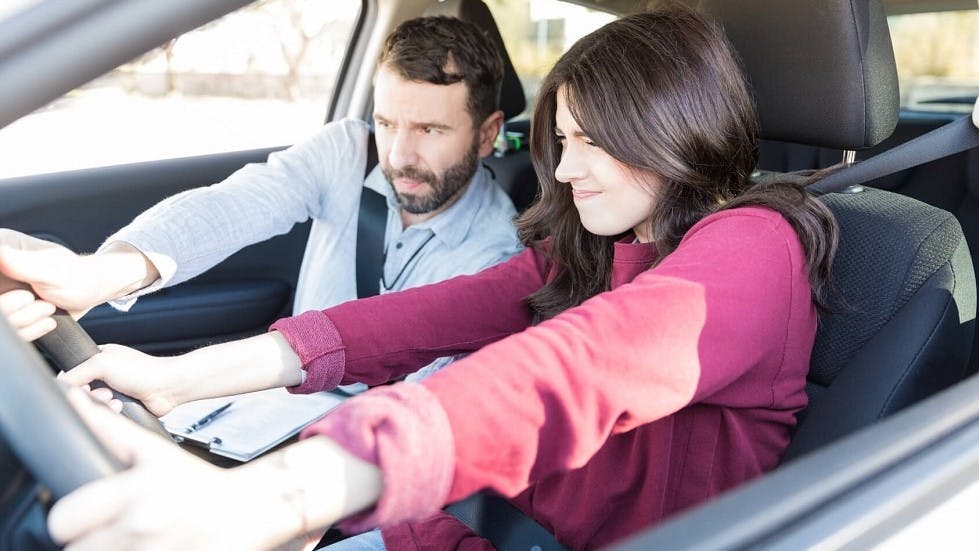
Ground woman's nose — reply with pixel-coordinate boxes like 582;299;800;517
554;147;584;183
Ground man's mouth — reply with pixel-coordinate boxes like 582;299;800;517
395;177;429;193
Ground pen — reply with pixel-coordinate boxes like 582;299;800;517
184;401;234;434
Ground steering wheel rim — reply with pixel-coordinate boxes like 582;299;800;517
0;315;121;499
35;311;174;441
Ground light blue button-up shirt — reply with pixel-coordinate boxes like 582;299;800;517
105;119;523;387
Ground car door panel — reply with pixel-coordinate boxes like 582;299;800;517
81;279;290;353
0;146;310;354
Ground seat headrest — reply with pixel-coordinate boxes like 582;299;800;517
697;0;899;150
424;0;527;120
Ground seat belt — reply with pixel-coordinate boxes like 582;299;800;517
446;493;570;551
808;114;979;194
352;131;564;548
356;132;385;298
351;132;562;547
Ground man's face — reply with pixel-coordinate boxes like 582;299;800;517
373;65;485;217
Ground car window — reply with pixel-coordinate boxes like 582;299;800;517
486;0;617;119
888;8;979;114
0;0;360;179
0;0;39;18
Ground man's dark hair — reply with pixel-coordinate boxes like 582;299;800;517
379;16;503;125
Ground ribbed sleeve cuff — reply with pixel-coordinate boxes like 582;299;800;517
270;311;346;393
300;383;455;532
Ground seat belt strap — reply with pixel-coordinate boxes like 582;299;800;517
808;114;979;195
446;493;570;551
356;132;385;299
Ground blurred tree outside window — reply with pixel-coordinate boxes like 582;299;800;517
486;0;616;119
0;0;359;179
888;9;979;113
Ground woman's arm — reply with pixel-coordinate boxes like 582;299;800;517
59;332;304;415
275;246;549;390
302;208;816;528
48;387;381;549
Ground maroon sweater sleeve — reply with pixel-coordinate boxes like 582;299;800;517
272;247;547;391
294;208;812;529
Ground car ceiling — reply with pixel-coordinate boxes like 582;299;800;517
573;0;977;16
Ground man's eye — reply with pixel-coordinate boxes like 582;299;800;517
423;127;439;135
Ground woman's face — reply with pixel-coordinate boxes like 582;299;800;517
553;87;659;242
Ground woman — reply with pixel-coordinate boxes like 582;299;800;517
48;6;837;550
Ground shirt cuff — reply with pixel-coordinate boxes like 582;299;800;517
300;383;456;532
96;239;173;312
270;310;346;393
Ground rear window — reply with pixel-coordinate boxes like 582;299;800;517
888;9;979;113
486;0;617;119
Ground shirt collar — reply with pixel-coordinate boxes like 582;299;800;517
365;164;492;249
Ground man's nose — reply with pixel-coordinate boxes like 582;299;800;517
387;130;419;170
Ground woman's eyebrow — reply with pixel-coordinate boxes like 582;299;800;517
556;129;592;138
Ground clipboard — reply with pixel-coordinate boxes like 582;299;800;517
160;388;346;462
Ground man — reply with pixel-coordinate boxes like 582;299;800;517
0;16;522;380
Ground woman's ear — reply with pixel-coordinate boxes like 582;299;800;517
477;110;505;158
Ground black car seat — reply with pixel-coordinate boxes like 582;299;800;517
439;0;978;549
426;0;539;212
703;0;977;460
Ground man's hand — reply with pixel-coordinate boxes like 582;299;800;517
47;387;309;551
0;289;56;341
0;229;159;315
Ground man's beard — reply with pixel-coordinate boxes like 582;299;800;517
382;139;480;215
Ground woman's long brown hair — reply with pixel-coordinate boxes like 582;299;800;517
518;4;838;320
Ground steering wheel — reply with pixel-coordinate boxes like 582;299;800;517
0;304;173;504
35;311;174;441
0;313;121;499
0;271;171;441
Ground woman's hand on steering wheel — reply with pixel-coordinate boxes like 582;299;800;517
47;387;307;551
58;344;184;417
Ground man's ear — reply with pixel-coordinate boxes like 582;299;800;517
477;110;505;158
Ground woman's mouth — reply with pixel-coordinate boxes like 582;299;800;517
572;188;601;200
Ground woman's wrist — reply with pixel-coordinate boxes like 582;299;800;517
163;352;214;406
243;436;383;540
163;333;305;406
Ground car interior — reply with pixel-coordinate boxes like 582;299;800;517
2;0;979;549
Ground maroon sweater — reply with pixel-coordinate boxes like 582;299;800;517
272;206;815;550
